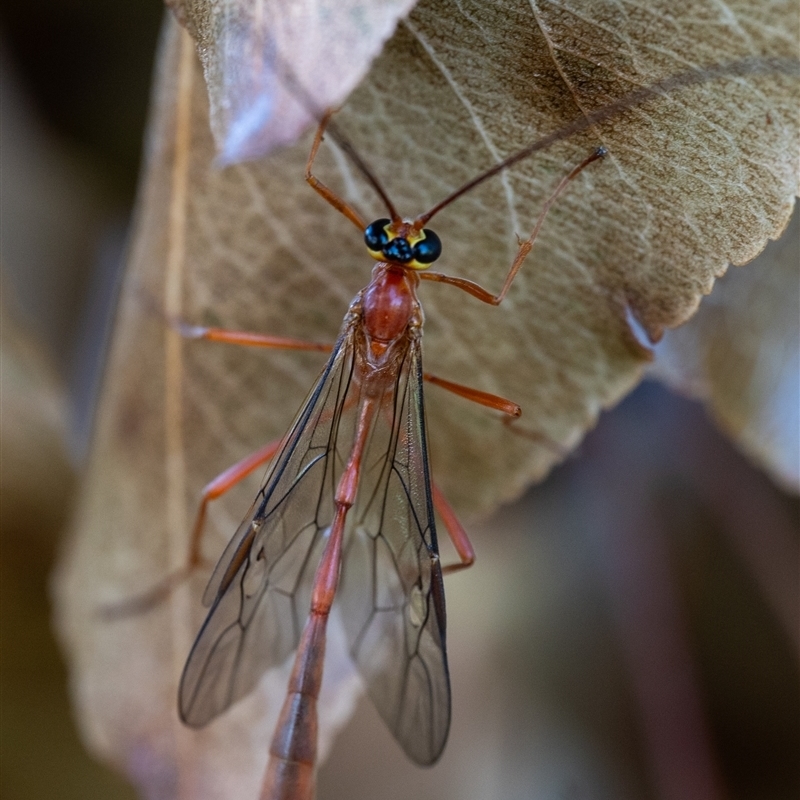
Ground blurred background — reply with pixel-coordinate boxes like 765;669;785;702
2;1;159;797
1;2;797;799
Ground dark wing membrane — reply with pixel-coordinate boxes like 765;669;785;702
179;328;358;727
339;339;451;765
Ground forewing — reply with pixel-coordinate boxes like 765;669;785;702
179;328;358;727
339;340;451;765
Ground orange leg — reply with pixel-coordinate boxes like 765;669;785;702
102;320;333;618
432;483;475;575
420;148;606;305
420;374;517;574
102;439;283;618
137;287;334;354
421;375;531;575
171;319;329;565
423;368;569;458
304;114;368;233
424;371;520;417
172;319;333;353
185;439;284;564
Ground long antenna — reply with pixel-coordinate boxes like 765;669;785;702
414;56;798;226
320;117;401;221
273;54;796;226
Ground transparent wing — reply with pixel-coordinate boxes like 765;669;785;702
178;328;357;727
339;340;451;765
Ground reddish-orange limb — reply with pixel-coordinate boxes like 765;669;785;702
261;400;376;800
420;148;606;305
187;438;284;564
100;439;283;619
305;114;368;233
174;319;333;353
424;372;520;418
432;483;475;575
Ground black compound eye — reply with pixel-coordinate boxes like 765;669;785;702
382;237;413;263
412;229;442;264
364;219;391;251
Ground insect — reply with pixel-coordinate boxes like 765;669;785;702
148;112;604;800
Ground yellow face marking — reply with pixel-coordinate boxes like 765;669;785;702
365;222;437;270
405;229;438;270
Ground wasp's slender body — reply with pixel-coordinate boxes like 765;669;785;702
159;116;605;800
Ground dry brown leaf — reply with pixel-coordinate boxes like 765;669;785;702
651;207;799;492
55;1;798;797
168;0;419;161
